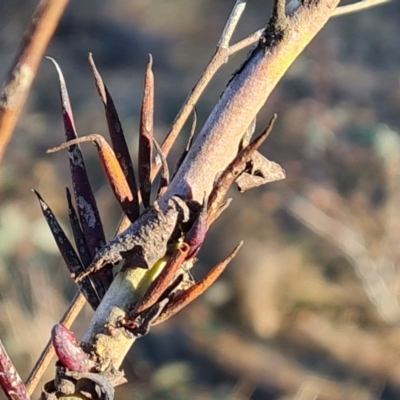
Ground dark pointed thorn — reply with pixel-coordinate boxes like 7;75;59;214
46;57;108;270
66;188;91;268
88;53;140;221
139;54;154;208
33;189;100;309
154;241;244;325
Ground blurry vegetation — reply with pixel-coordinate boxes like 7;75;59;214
1;0;400;399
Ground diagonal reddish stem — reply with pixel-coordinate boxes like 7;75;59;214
0;339;29;400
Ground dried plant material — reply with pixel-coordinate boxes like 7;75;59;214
154;241;243;325
33;190;100;309
51;324;94;373
237;116;285;192
124;299;170;338
63;370;117;400
208;115;278;225
139;55;154;208
76;197;189;281
236;151;286;192
48;134;137;222
185;108;198;154
88;53;139;221
239;118;256;150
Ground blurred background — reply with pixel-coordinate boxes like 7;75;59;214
1;0;400;399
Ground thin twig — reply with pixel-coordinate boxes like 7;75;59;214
157;0;389;168
115;0;254;237
156;0;250;180
0;0;69;164
157;0;390;171
228;29;263;54
218;0;248;48
333;0;391;16
25;292;86;396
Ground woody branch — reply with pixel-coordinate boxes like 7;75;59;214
76;0;341;379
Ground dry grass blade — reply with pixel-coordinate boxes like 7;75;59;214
155;241;243;325
139;55;154;208
33;189;100;309
0;0;69;164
